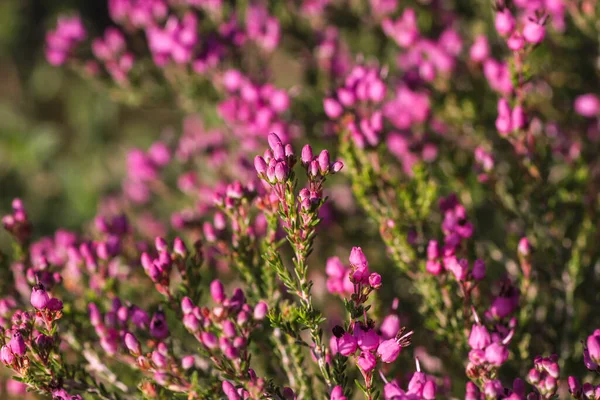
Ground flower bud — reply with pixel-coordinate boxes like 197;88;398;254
124;333;141;355
468;324;491;350
1;345;15;365
349;247;368;268
9;332;26;356
274;162;289;182
210;280;226;304
472;259;486;281
523;20;545;44
368;273;382;289
253;301;268;320
173;237;187;258
324;98;343;119
318;150;331;174
30;284;50;310
254;156;267;176
495;9;515;36
301;145;313;165
586;333;600;364
267;133;282;150
331;161;343;173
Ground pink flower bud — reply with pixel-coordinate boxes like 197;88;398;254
468;324;491;350
274;162;289;182
349;247;368;268
485;342;509;366
523;20;545;44
173;237;187;257
472;259;486;281
201;331;218;349
253;301;268;320
210;280;225;303
495;9;515;36
324;98;343;119
30;285;50;310
254;156;268;176
575;94;600;117
518;237;531;256
9;333;26;356
587;333;600;364
470;35;490;63
507;31;525;51
267;133;283;150
318;150;330;173
332;161;344;173
301;145;313;165
330;386;347;400
124;333;141;355
368;273;382;289
1;345;15;364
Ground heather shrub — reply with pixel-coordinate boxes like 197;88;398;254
1;0;600;399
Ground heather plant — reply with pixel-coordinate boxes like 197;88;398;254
1;0;600;398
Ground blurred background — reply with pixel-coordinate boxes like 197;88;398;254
0;0;181;242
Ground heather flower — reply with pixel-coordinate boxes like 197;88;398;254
149;311;169;339
354;326;380;351
337;332;358;356
587;332;600;364
330;385;347;400
9;332;26;357
485;342;509;366
495;9;515;36
357;351;377;372
30;284;50;310
523;19;546;44
124;333;141;355
377;338;401;363
468;324;491;350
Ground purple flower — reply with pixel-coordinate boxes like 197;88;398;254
150;311;169;339
8;332;26;356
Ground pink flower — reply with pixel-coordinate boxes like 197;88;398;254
337;332;358;356
377;338;401;363
357;351;377;372
495;9;515;36
485;342;509;366
468;324;491;350
575;94;600;117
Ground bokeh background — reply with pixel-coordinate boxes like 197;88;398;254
1;0;600;398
